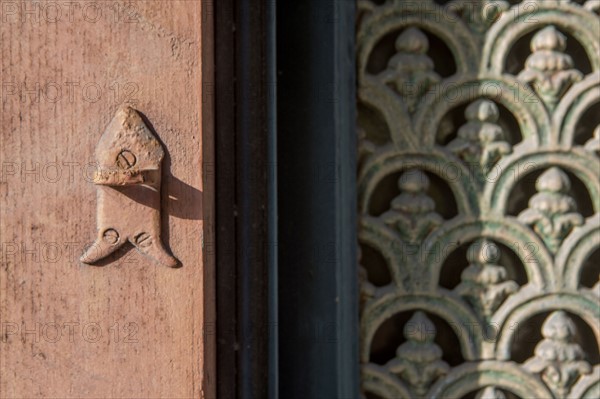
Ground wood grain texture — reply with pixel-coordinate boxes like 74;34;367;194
0;1;214;397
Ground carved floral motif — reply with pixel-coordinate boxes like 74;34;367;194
379;28;441;113
386;312;449;397
381;170;443;244
518;26;583;110
447;99;512;178
524;311;592;397
518;167;583;254
454;240;518;320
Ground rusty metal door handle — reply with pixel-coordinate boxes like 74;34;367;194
81;106;179;268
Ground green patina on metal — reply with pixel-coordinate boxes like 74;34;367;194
357;1;600;398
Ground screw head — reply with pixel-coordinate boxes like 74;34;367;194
134;232;152;248
116;150;137;169
102;229;120;245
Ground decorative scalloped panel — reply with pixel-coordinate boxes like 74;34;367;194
357;1;600;398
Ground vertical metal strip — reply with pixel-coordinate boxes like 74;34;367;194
277;1;358;397
215;0;237;397
216;0;274;396
267;0;279;398
237;1;269;398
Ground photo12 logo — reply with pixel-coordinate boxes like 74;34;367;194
1;321;140;344
1;2;140;25
2;81;140;104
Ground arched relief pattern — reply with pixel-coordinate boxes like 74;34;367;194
357;1;600;398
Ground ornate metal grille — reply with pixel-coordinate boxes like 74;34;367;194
357;1;600;398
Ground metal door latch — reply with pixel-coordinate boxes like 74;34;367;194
81;106;179;268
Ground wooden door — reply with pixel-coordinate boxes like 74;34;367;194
0;1;214;397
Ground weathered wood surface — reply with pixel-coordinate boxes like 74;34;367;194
0;1;214;397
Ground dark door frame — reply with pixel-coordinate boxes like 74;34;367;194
214;0;273;398
214;1;358;397
276;1;359;398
